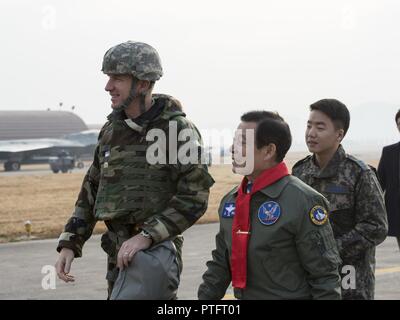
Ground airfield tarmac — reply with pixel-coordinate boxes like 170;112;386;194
0;164;88;177
0;223;399;300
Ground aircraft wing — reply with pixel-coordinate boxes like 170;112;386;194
0;138;85;153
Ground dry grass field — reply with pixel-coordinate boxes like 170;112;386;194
0;152;380;243
0;164;238;243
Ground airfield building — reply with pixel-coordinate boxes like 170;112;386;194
0;111;88;140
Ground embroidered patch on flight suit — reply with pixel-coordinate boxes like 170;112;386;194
222;203;235;218
309;206;328;225
258;201;281;225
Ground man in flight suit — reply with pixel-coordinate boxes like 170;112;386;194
198;111;342;300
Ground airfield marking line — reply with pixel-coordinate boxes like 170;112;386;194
375;266;400;276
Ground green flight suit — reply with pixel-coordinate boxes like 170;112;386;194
198;175;342;300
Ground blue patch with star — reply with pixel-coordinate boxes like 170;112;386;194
222;202;236;218
258;201;281;225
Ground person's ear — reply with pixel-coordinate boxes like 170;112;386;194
263;143;277;161
337;129;345;142
138;80;151;94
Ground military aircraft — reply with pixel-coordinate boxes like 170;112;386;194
0;129;99;171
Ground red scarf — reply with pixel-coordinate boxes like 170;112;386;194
231;162;289;289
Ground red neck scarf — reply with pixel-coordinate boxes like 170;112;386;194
231;162;289;289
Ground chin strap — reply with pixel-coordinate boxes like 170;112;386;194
112;77;151;115
112;78;136;111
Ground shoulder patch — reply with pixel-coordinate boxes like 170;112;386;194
219;185;239;216
292;155;312;170
222;202;236;218
346;154;369;171
309;205;329;226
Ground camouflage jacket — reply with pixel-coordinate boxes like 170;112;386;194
57;94;215;257
292;145;388;299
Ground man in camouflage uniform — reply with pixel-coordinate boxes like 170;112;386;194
292;99;388;300
55;41;214;299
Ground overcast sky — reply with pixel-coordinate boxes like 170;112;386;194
1;0;400;151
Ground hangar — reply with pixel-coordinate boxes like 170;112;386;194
0;111;88;140
0;111;97;171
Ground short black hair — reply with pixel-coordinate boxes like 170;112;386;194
310;99;350;135
240;111;292;162
395;109;400;123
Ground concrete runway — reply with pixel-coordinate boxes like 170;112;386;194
0;166;87;177
1;223;399;300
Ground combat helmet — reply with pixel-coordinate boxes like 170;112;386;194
102;41;163;110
